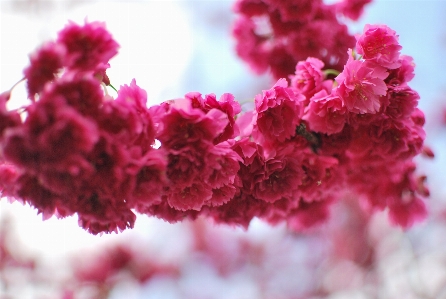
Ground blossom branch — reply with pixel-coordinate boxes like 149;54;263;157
295;123;321;152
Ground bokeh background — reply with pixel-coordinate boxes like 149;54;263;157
1;0;446;298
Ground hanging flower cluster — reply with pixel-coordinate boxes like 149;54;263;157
0;20;428;234
232;0;372;79
295;24;429;228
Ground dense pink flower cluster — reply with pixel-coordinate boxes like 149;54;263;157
0;21;429;234
0;21;161;234
295;24;428;227
232;0;373;79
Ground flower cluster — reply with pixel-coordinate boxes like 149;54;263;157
0;21;163;234
294;24;428;227
0;20;428;234
232;0;372;79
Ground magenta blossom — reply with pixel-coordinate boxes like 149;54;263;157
156;98;229;149
253;79;303;143
335;52;388;114
185;92;241;144
356;24;402;69
385;55;415;86
45;72;104;117
24;41;65;99
335;0;373;21
263;0;321;22
252;144;304;203
233;0;269;17
303;89;347;135
101;79;155;150
385;85;419;120
232;17;269;75
57;20;119;71
289;57;325;101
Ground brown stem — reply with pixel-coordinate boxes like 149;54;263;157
295;123;321;152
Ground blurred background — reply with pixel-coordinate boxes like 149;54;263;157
1;0;446;298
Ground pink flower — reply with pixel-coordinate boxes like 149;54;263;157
167;182;213;211
125;149;167;208
346;106;383;128
286;20;355;74
140;201;199;223
231;137;266;194
116;79;148;111
347;114;425;164
300;134;426;227
2;96;99;171
298;151;340;200
335;0;373;21
185;92;241;144
165;146;206;188
232;17;269;75
205;93;241;143
235;110;255;137
205;142;241;189
318;126;352;156
157;98;228;149
289;57;325;100
354;161;428;228
162;142;241;211
45;72;104;117
267;44;298;80
99;80;155;150
57;21;119;71
252;144;304;203
335;53;388;114
263;0;321;22
209;184;238;207
23;41;65;98
384;85;419;120
253;79;303;143
153;97;243;212
14;174;64;221
77;197;136;235
356;24;402;69
205;193;266;229
385;55;415;86
303;89;347;134
233;0;269;16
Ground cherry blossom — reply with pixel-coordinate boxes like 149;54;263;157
289;57;326;101
335;53;388;114
57;20;119;71
252;78;303;144
356;24;402;69
0;21;429;234
232;0;358;79
303;89;347;134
